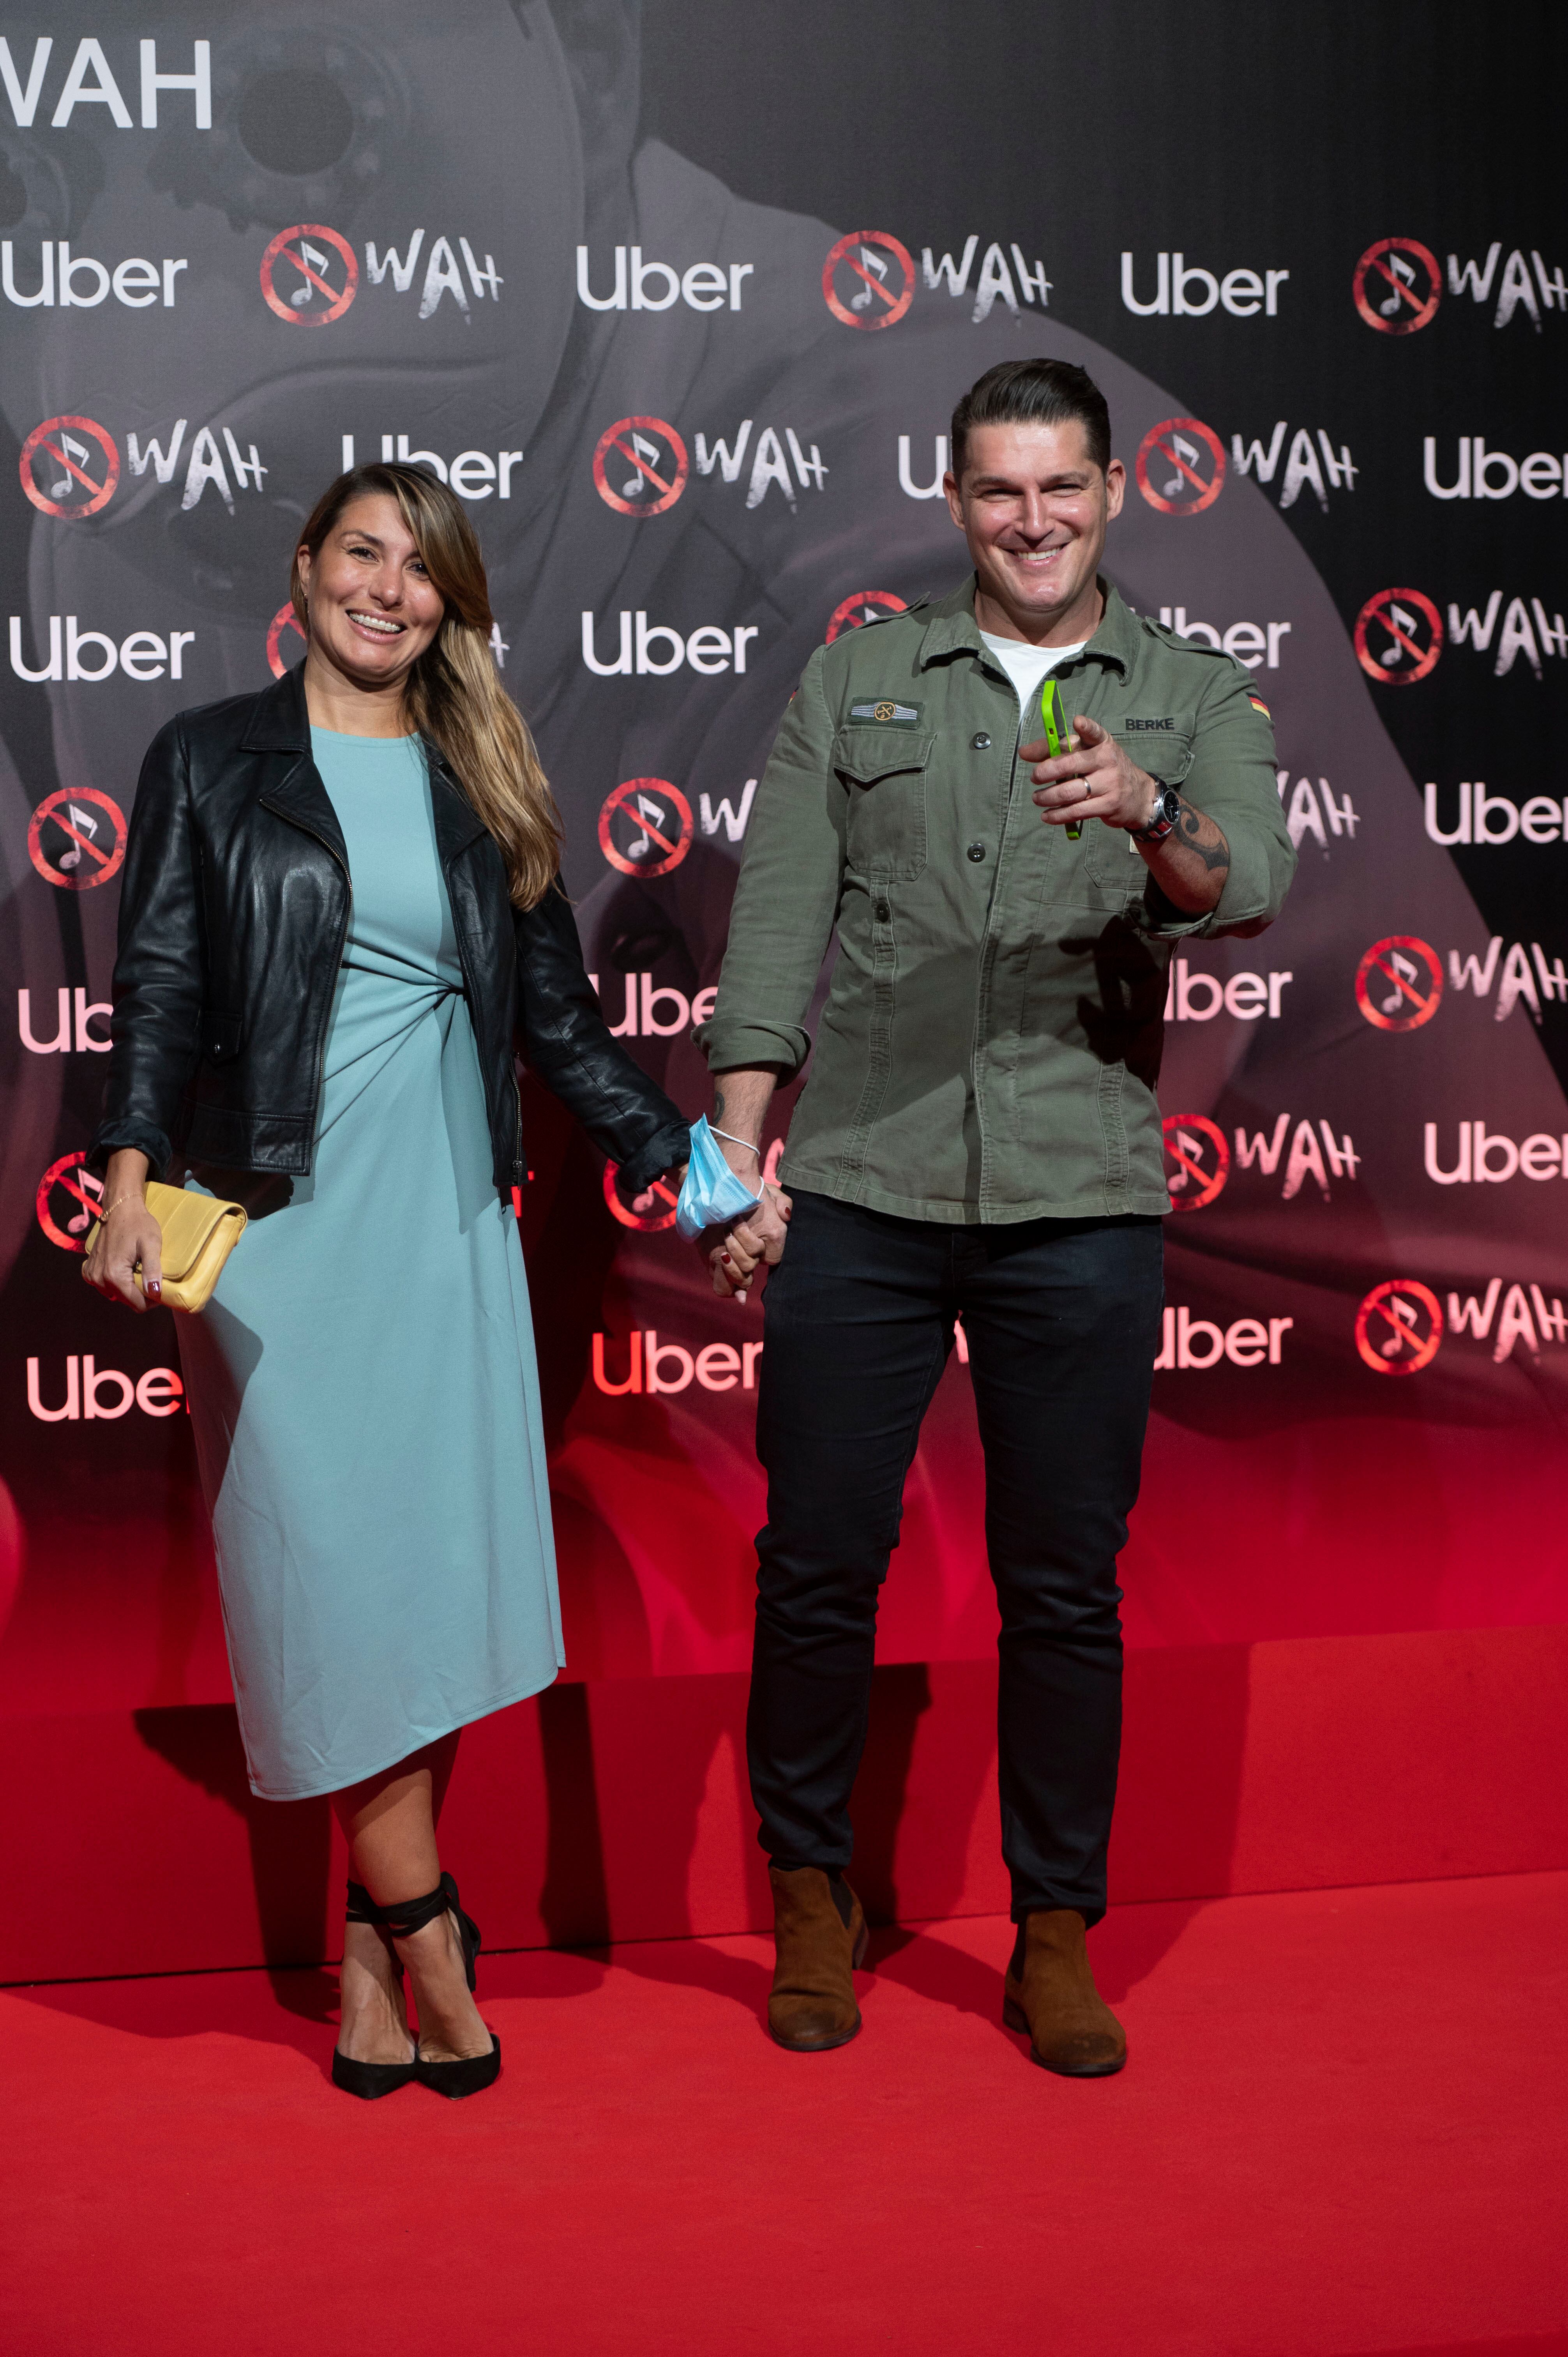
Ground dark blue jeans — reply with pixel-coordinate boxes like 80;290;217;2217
748;1189;1164;1925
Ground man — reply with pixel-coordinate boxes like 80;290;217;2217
695;357;1296;2074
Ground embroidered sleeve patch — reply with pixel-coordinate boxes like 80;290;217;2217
1248;692;1271;716
848;698;922;727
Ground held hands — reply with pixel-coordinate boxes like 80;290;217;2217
701;1136;791;1300
1022;712;1157;834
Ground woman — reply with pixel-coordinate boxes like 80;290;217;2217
84;465;689;2099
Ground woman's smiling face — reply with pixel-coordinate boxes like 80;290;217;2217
296;495;446;694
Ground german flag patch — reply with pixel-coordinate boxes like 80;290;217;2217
1248;692;1271;717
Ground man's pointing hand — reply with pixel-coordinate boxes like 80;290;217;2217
1022;713;1157;832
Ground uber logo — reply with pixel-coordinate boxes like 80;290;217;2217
18;986;111;1053
10;617;193;682
1423;439;1566;501
1425;783;1568;845
1155;608;1293;668
1165;962;1293;1021
1153;1309;1294;1369
26;1357;185;1422
0;37;210;129
589;972;720;1037
1425;1124;1568;1185
2;242;187;309
576;246;753;313
340;435;523;501
581;611;760;676
1121;251;1289;316
591;1331;765;1395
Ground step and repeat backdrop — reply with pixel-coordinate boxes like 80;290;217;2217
0;2;1563;1715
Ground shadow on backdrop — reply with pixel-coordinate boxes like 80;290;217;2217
132;1705;334;2023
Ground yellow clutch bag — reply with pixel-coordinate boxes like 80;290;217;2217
87;1180;247;1313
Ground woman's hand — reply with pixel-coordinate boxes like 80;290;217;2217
82;1150;163;1311
708;1182;792;1301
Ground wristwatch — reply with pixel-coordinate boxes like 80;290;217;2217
1133;782;1182;844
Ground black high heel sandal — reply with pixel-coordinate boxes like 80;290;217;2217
330;1880;418;2099
378;1872;501;2099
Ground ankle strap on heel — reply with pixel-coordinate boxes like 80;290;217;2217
344;1875;449;1934
343;1871;481;1987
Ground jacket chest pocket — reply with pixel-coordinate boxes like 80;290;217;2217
1083;714;1197;891
834;727;936;883
1111;714;1197;788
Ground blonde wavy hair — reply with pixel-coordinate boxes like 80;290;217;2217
291;463;563;909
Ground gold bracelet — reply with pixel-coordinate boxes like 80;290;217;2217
99;1193;145;1219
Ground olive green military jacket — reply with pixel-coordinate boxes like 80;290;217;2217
696;577;1296;1224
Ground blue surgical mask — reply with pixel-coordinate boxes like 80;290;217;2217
675;1116;763;1241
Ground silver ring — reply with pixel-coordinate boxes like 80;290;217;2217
1081;779;1091;800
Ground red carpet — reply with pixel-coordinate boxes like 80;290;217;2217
4;1873;1565;2357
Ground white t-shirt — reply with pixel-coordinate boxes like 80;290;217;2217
979;631;1086;729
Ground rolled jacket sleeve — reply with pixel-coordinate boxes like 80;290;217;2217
694;646;847;1076
1132;661;1296;942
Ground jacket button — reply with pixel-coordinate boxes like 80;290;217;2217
966;841;987;863
971;731;991;750
874;898;891;922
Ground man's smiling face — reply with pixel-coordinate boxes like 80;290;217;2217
945;419;1125;643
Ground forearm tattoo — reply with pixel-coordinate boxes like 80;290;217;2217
1174;798;1231;875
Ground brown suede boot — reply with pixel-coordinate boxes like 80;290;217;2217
1003;1908;1127;2077
767;1866;868;2051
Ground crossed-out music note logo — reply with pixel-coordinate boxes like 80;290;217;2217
1354;936;1443;1032
28;788;127;891
1355;1279;1444;1374
36;1153;102;1253
18;416;119;520
267;604;307;680
602;1161;680;1232
1162;1113;1231;1209
598;778;694;878
592;416;689;516
1353;587;1443;684
821;231;915;330
1134;417;1226;516
1353;239;1441;335
259;225;358;326
825;590;908;643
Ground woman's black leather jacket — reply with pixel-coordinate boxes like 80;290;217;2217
88;664;690;1195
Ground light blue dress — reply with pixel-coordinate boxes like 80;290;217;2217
177;729;563;1800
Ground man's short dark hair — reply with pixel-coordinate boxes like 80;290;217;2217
950;359;1112;482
